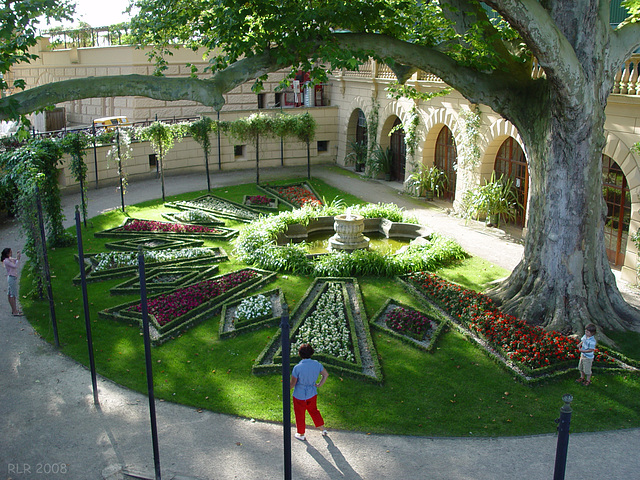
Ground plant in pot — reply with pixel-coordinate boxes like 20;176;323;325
345;140;368;172
463;172;520;227
408;165;448;200
368;144;393;180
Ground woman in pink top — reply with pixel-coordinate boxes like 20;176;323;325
2;248;22;315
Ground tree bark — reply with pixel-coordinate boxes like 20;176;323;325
489;95;640;335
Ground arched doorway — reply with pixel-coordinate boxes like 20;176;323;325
434;125;457;200
389;118;406;181
494;137;528;226
356;109;367;145
602;154;630;266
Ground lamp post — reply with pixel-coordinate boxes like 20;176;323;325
553;393;574;480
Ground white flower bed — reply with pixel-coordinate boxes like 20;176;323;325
93;247;215;273
292;282;355;362
234;294;272;322
176;197;259;220
172;210;221;223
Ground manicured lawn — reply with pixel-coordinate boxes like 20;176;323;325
20;177;640;437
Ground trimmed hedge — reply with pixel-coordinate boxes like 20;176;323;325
370;297;449;352
99;267;277;345
219;288;285;338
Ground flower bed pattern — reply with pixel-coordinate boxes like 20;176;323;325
95;218;238;240
73;247;227;284
401;272;621;381
253;277;382;382
371;299;448;352
104;237;204;252
110;264;220;295
219;288;285;338
243;195;279;211
166;194;261;222
162;210;226;226
259;183;323;208
99;267;276;345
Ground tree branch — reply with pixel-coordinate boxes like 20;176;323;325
0;49;284;120
441;0;514;62
333;32;526;107
610;20;640;69
484;0;585;98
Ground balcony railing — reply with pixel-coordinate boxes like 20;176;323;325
341;55;640;97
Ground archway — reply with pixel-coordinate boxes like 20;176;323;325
493;137;527;227
602;154;630;267
434;125;457;200
389;118;406;181
356;109;367;145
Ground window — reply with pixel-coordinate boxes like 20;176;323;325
257;93;266;109
317;140;329;152
234;145;245;157
149;154;157;167
274;92;282;108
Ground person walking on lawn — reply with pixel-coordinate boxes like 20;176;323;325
290;343;329;441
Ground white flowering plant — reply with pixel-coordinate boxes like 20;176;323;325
234;294;272;323
292;282;355;362
93;247;215;273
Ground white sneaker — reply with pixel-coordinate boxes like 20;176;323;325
321;429;328;436
295;433;306;441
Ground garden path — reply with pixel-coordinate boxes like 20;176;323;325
1;165;638;480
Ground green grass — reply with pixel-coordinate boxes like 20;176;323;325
20;177;640;437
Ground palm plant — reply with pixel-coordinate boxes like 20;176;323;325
345;139;368;172
408;165;448;200
463;172;521;227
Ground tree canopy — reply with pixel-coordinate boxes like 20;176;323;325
2;0;640;337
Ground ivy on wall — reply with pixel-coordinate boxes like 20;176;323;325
458;105;482;170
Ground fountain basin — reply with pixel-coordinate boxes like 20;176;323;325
328;214;370;251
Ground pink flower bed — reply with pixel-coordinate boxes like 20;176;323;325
130;270;258;326
406;272;613;370
123;219;225;234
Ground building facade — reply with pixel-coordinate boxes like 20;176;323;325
7;38;640;283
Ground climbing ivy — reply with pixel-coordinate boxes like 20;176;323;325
0;137;73;297
59;131;91;224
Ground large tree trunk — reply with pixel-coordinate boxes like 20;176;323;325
489;79;640;336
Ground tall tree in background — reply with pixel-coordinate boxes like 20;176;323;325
2;0;640;336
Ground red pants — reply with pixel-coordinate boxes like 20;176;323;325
293;395;324;435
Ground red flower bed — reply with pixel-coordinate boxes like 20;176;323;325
272;185;322;208
384;306;433;340
407;272;613;370
123;219;224;234
130;270;257;326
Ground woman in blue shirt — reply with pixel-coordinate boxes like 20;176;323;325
290;344;329;441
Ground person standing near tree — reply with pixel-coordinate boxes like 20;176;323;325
290;343;329;441
576;323;597;386
2;247;22;316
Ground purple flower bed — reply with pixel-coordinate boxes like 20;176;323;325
384;306;434;340
246;195;272;206
129;270;258;326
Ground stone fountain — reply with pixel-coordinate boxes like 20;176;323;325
328;211;370;251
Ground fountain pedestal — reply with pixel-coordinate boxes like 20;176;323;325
328;213;370;251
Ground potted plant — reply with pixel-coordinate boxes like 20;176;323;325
344;139;368;172
368;144;393;180
463;172;520;227
408;165;448;200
